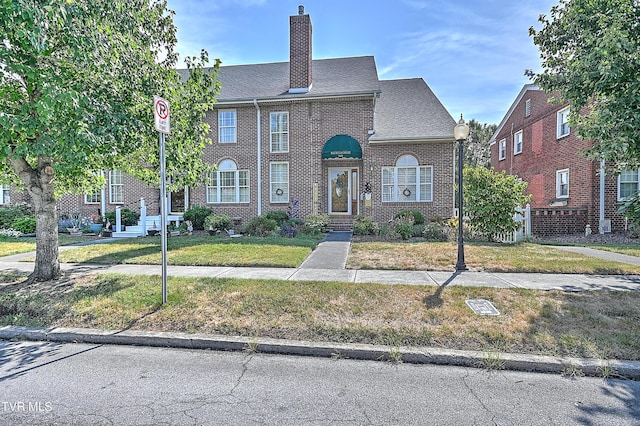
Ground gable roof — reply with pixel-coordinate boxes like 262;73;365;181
370;78;455;143
213;56;381;103
489;84;540;145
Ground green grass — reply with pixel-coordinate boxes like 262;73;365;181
347;241;640;274
58;235;322;268
1;273;639;361
0;237;35;257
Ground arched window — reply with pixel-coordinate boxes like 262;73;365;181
206;159;249;204
382;155;433;202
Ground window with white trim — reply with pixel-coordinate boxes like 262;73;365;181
618;169;639;200
382;155;432;202
206;160;249;204
218;110;237;143
270;162;289;203
85;191;101;204
109;170;124;204
514;130;523;155
270;112;289;153
499;139;506;160
556;169;569;198
0;184;9;205
557;107;570;138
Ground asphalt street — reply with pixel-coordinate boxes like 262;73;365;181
1;341;638;425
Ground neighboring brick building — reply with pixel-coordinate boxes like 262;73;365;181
4;6;457;230
489;84;630;236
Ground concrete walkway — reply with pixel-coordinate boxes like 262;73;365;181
299;231;352;269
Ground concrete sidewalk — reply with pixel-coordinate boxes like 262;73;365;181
1;257;640;292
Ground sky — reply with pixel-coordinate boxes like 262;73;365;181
167;0;559;125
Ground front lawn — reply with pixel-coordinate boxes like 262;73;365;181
347;241;640;274
58;234;324;268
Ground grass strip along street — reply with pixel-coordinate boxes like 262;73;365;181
1;236;639;363
1;272;638;362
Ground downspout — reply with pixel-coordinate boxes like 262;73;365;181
509;122;514;175
100;170;106;217
253;99;262;216
453;142;457;217
599;159;605;228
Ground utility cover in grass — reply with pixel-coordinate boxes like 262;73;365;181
465;299;500;316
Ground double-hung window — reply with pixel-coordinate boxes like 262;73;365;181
0;185;9;205
557;107;570;138
382;155;432;202
270;162;289;203
556;169;569;198
109;170;124;204
270;112;289;152
85;191;101;204
218;110;237;143
498;139;506;160
207;160;249;204
514;130;523;155
618;169;639;200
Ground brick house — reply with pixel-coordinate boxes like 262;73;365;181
3;6;457;230
489;84;630;236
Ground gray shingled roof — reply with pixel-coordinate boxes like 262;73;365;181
214;56;380;102
370;78;455;142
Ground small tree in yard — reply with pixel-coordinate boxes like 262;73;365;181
0;0;220;282
463;166;531;242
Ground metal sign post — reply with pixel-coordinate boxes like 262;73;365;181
154;96;170;304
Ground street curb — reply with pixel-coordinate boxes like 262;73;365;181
1;325;639;380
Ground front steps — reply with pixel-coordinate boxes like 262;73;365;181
329;216;353;231
112;214;184;238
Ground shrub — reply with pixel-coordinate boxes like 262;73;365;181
422;223;450;242
353;216;379;235
393;214;415;240
11;216;36;234
105;208;140;226
303;215;331;235
463;166;531;241
394;210;424;225
204;214;231;232
184;205;213;230
280;224;298;238
243;216;278;237
0;204;32;229
264;210;288;226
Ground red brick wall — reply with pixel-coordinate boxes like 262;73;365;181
491;88;628;233
196;97;454;225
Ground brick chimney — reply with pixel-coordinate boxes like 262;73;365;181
289;5;312;93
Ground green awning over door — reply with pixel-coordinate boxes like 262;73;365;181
321;135;362;159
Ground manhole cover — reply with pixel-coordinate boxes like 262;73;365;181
465;299;500;316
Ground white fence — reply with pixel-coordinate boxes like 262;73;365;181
494;204;531;244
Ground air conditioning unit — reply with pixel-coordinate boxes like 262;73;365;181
599;219;611;234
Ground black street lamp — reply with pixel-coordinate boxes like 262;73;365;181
454;114;470;271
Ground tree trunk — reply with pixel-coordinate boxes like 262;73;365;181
11;156;61;282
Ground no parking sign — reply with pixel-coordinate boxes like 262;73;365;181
154;96;170;134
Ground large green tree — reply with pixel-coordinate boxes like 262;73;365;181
465;119;497;168
530;0;640;168
0;0;219;282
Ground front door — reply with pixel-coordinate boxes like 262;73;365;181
170;188;185;213
328;168;359;215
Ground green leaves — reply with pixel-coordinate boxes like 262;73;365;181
531;0;640;168
463;166;532;241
